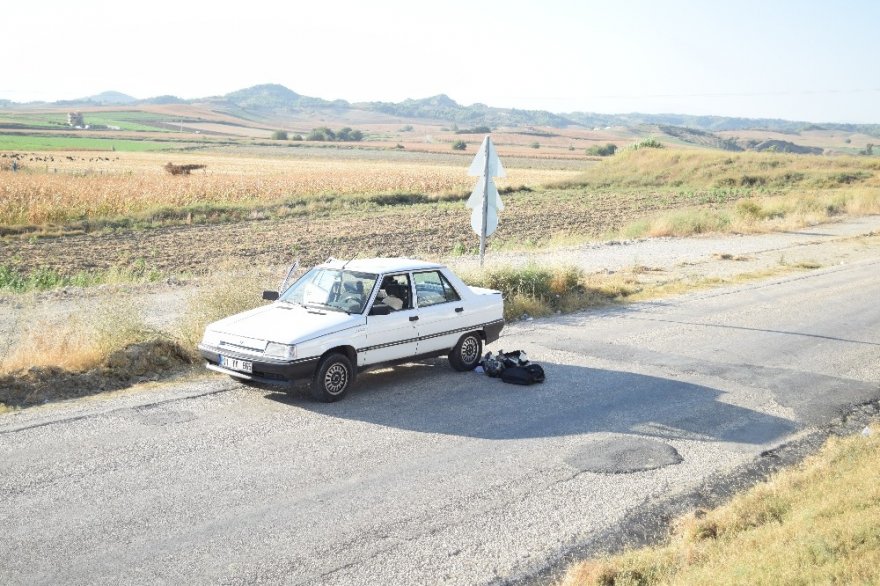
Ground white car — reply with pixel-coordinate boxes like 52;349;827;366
199;258;504;401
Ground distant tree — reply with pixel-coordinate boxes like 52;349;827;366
530;141;540;149
291;134;303;141
452;140;467;151
306;126;363;142
586;143;618;156
399;125;414;132
271;130;288;140
867;143;874;155
308;127;336;141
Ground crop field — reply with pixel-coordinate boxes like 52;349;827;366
0;149;580;227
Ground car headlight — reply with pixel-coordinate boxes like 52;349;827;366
201;329;223;348
264;342;297;361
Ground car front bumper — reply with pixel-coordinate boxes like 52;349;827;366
199;345;320;387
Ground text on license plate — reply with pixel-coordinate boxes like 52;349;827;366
220;355;253;373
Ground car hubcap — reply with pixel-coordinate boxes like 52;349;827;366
324;364;348;395
461;337;479;364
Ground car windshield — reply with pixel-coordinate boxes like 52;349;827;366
279;267;378;314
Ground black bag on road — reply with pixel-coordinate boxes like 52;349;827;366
500;364;545;385
481;350;545;385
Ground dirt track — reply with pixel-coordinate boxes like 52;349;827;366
0;189;707;277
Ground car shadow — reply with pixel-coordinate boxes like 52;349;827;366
264;359;796;444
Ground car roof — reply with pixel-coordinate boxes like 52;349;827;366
320;257;444;274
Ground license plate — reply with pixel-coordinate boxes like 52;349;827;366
220;355;253;373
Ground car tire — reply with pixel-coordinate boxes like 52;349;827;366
311;353;354;402
449;332;483;372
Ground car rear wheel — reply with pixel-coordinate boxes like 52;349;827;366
311;353;354;402
449;332;483;372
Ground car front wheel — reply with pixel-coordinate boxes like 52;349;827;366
311;353;354;402
449;332;483;371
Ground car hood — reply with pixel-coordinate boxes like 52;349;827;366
208;303;364;345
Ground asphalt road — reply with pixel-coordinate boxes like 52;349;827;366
2;258;879;585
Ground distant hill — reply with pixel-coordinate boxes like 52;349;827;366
3;83;879;137
566;111;880;137
215;84;348;113
357;94;574;127
79;91;138;105
140;95;187;105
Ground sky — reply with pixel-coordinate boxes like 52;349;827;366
2;0;878;123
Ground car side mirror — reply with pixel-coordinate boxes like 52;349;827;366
369;303;391;316
262;290;279;301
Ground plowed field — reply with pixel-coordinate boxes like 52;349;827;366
0;188;730;277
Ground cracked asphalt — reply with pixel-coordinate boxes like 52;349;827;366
2;232;879;585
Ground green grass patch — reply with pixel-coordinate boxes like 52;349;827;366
0;110;184;132
0;133;180;151
0;263;165;293
0;113;69;128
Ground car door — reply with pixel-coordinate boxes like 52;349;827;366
360;273;419;366
411;270;468;355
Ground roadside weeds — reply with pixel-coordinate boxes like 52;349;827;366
558;421;880;586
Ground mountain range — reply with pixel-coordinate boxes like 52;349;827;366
4;84;879;137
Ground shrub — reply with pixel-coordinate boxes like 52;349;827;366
271;130;288;140
456;126;491;134
336;127;364;141
452;140;467;151
630;137;664;150
530;142;541;149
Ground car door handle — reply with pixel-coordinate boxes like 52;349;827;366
409;315;419;322
454;307;464;313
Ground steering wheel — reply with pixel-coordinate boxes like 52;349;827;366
339;295;363;312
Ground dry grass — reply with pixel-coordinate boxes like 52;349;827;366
0;269;271;408
620;187;880;239
564;148;880;191
0;297;156;374
560;423;880;586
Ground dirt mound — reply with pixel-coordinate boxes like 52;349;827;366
0;339;193;409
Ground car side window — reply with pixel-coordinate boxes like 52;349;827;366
376;274;412;311
414;271;461;307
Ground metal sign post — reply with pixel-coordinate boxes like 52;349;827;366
466;135;506;267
